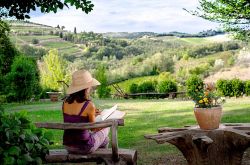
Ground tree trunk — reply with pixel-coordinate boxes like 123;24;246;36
145;123;250;165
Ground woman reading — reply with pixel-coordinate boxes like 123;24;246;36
62;70;109;154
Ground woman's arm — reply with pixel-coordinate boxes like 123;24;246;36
87;102;102;132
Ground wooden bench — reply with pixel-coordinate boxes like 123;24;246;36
35;119;137;165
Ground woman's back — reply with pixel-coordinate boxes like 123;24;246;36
63;100;95;149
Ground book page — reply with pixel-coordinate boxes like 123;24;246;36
95;104;118;122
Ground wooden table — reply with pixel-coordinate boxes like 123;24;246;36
145;123;250;165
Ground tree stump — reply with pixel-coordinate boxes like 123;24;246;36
145;123;250;165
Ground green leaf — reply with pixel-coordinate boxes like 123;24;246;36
20;134;25;140
4;156;15;165
7;146;21;156
34;157;42;165
17;158;26;164
23;153;33;162
25;143;33;151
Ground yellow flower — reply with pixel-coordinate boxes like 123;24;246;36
199;100;203;103
203;98;208;102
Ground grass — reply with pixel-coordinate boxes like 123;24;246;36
3;97;250;164
41;41;75;49
179;37;210;44
17;35;59;42
59;46;81;54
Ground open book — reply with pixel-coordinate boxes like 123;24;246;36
95;104;125;122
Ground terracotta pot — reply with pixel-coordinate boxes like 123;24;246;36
194;106;222;130
47;92;61;102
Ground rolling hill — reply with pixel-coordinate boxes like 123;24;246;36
7;20;249;92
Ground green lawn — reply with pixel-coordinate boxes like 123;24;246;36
41;41;75;49
3;98;250;164
17;35;59;42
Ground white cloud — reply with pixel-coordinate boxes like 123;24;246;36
30;0;220;33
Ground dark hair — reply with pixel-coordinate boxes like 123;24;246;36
65;89;88;104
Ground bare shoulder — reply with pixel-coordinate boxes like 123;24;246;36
86;101;96;112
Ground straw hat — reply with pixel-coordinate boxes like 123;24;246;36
67;70;100;94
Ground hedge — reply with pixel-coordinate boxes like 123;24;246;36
216;79;247;97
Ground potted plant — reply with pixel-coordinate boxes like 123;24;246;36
187;76;225;130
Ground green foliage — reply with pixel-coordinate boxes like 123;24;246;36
186;75;204;98
217;79;245;97
129;83;138;94
7;55;39;102
0;0;94;19
18;45;47;60
0;20;20;76
137;81;157;93
189;0;250;41
40;49;69;91
157;72;173;82
227;56;235;67
95;65;111;98
31;38;39;44
128;81;157;94
189;63;211;77
245;81;250;96
157;80;177;93
182;53;190;60
0;110;51;164
187;76;224;108
231;79;245;97
188;42;240;58
216;79;233;97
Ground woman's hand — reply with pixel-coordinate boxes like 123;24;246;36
95;108;101;116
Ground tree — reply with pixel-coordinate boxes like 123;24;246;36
0;0;94;19
0;20;19;76
74;27;77;34
95;65;111;98
7;55;39;102
186;0;250;41
39;49;69;91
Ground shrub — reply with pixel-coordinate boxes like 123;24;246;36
19;45;47;60
95;65;111;98
157;80;177;93
186;75;204;97
189;63;210;77
245;80;250;96
137;81;156;93
7;56;40;102
223;42;240;51
0;95;7;103
31;38;39;44
158;72;172;82
231;79;245;97
129;83;138;94
0;20;20;76
216;79;233;97
0;109;51;164
40;49;69;91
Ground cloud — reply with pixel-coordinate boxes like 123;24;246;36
30;0;220;33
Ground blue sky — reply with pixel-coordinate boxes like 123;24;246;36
30;0;220;33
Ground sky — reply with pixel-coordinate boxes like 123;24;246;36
30;0;221;34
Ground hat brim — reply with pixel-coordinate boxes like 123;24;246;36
66;78;101;95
